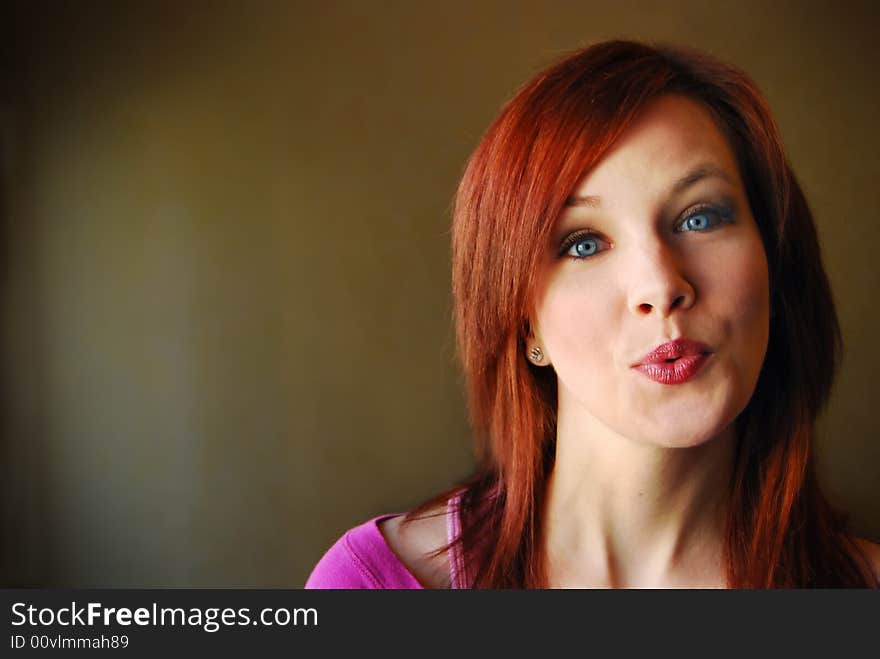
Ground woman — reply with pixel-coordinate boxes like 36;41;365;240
306;40;880;588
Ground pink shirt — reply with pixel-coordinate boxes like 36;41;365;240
305;495;469;589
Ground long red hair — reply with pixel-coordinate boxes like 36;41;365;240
409;40;875;587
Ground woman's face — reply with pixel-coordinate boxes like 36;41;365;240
531;94;770;448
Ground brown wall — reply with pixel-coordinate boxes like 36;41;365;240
2;0;877;586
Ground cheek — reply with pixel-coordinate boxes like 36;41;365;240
535;269;618;366
729;243;768;328
705;237;770;371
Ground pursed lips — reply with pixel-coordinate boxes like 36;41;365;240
633;337;713;367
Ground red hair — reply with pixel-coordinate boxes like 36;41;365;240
409;40;875;587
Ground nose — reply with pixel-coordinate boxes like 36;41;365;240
627;239;695;318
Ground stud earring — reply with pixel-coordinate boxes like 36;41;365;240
528;346;544;364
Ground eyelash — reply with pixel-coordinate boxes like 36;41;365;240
558;202;735;260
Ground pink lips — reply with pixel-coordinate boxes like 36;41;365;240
632;338;713;385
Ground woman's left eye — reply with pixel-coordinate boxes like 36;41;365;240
677;204;733;232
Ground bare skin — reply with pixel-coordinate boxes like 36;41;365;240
540;425;734;588
527;95;765;588
378;505;880;588
377;505;451;589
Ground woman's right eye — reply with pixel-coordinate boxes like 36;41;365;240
559;231;607;259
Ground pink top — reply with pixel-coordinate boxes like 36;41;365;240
305;494;469;589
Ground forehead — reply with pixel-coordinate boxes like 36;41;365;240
571;94;742;201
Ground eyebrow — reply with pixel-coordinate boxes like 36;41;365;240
564;163;735;207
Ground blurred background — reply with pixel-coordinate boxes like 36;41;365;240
1;0;877;587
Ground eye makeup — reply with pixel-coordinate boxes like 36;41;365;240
674;200;737;232
557;229;609;259
555;196;739;261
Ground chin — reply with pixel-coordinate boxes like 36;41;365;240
631;416;733;450
650;431;721;450
623;389;745;449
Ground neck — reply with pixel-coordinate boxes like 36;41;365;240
542;407;735;588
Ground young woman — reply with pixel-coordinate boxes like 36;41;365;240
306;40;880;588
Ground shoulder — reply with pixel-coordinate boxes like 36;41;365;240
378;503;451;589
853;536;880;586
305;515;424;589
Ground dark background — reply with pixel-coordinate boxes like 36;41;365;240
1;1;877;586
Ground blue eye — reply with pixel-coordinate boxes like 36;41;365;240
559;231;607;259
677;204;733;232
569;238;599;258
683;214;711;230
